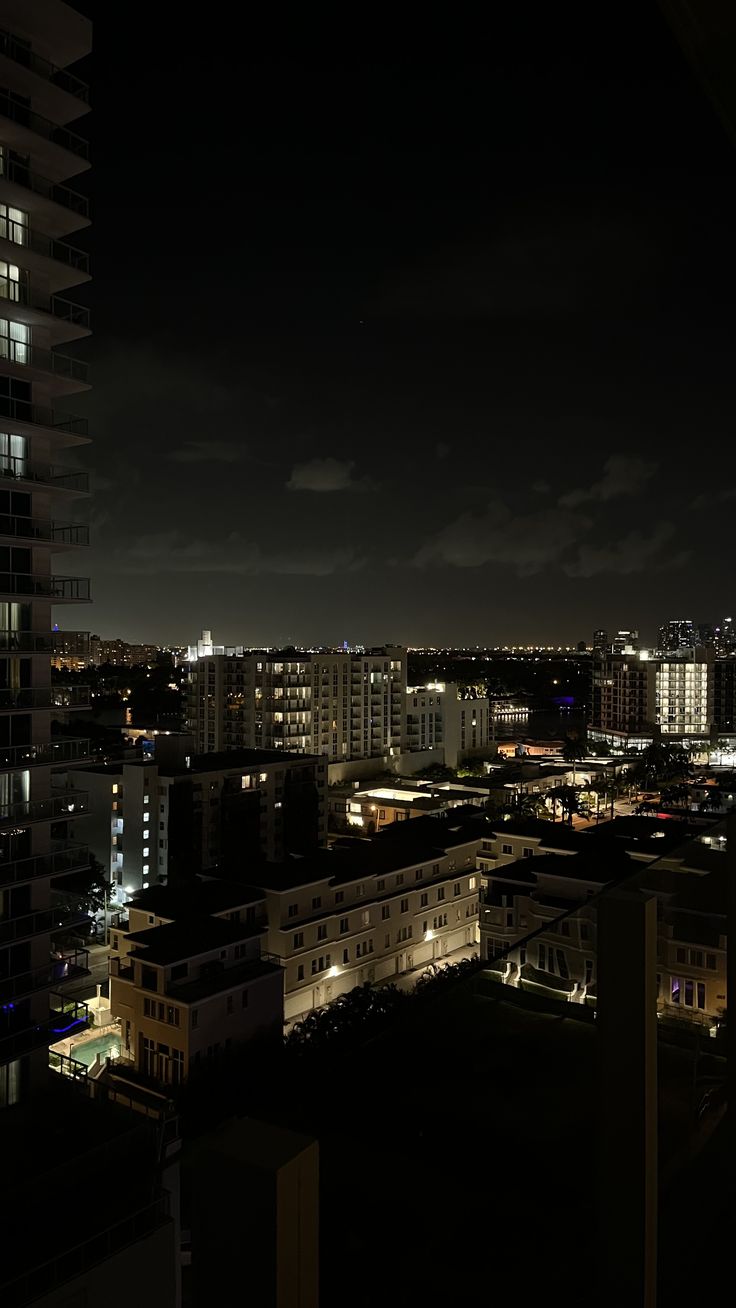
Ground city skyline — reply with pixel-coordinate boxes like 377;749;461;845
69;6;736;644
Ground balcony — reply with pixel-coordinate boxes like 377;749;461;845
0;992;88;1065
0;574;91;601
0;211;89;273
0;630;55;653
0;28;90;106
0;737;90;770
0;513;88;546
0;789;88;827
0;89;89;161
2;1198;173;1308
1;457;88;492
0;844;89;889
0;900;89;945
0;154;88;218
0;399;88;438
0;954;88;1004
0;337;89;381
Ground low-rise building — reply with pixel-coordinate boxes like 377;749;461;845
328;780;487;834
406;682;491;767
478;817;728;1029
109;879;283;1084
68;744;326;893
256;816;485;1019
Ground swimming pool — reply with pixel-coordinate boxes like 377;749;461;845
70;1032;121;1067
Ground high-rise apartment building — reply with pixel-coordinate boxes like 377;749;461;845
188;647;407;761
0;2;93;1105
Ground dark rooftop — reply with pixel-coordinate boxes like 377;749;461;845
168;954;282;1003
129;877;265;919
127;915;262;965
487;818;585;850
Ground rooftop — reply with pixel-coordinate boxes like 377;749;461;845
129;877;265;919
168;955;282;1004
127;915;263;966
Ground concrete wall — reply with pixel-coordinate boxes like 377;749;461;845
327;747;443;786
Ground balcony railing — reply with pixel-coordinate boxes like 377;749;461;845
0;843;89;890
0;789;89;827
0;336;89;381
0;27;90;105
0;514;88;545
0;901;88;944
0;212;89;272
0;962;89;1009
0;684;90;711
0;456;89;492
0;89;89;160
0;992;88;1064
0;737;90;770
0;630;55;653
2;1198;174;1308
0;154;89;218
0;398;88;436
0;574;91;601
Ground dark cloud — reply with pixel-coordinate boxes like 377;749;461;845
287;458;374;493
414;503;590;575
559;456;657;508
564;522;679;578
168;441;251;465
108;532;363;577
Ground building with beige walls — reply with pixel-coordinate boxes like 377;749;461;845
109;879;283;1084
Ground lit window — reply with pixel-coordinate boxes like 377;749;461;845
112;784;119;795
468;877;476;890
143;863;149;874
143;847;149;857
143;829;149;839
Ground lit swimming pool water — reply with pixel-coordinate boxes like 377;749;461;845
70;1032;121;1067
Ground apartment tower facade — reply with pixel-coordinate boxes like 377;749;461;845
0;1;92;1106
189;647;407;761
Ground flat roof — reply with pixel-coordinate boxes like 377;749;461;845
127;916;262;965
129;878;265;919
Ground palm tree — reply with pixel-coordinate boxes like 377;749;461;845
514;792;551;821
554;784;585;826
562;733;588;785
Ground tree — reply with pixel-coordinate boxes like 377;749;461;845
562;733;588;785
513;792;551;821
553;784;585;825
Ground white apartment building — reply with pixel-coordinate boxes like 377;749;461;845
257;820;483;1020
655;648;713;736
69;746;326;893
590;646;715;745
406;682;491;768
188;646;406;761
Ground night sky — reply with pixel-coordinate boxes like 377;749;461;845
68;4;736;647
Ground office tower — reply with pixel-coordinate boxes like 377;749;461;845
657;618;695;652
592;628;608;653
611;628;639;654
0;2;92;1105
188;646;406;761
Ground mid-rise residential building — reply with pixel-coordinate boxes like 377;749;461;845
51;624;88;668
405;681;491;767
0;0;94;1106
713;658;736;734
90;634;159;666
592;628;608;653
590;646;716;745
69;742;326;893
109;878;283;1085
188;646;406;761
256;814;483;1019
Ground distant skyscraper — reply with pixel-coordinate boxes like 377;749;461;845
657;619;695;652
611;629;639;654
592;628;609;653
0;5;93;1103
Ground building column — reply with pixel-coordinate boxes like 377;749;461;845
597;889;658;1308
